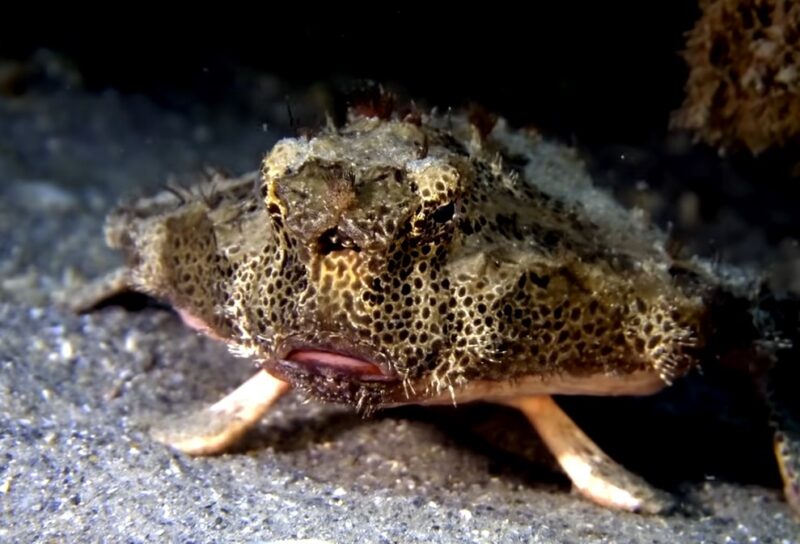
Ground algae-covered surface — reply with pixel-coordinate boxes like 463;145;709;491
1;55;798;543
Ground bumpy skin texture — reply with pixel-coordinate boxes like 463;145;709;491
105;113;719;411
672;0;800;155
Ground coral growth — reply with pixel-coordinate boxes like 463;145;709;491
672;0;800;155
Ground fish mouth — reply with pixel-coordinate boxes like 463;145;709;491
268;337;400;385
280;349;398;382
264;346;403;414
263;339;404;408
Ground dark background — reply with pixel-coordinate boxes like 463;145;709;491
6;3;798;249
3;4;700;144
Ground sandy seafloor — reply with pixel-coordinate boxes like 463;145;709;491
1;59;799;543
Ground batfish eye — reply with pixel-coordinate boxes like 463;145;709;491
431;202;455;223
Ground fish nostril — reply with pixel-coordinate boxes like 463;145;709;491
318;227;361;255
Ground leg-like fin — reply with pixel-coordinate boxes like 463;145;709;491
65;267;135;313
504;395;674;514
761;353;800;515
774;423;800;514
150;370;291;455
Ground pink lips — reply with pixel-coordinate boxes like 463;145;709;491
287;349;391;380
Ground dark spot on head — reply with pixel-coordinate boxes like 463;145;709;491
432;202;455;223
528;272;550;289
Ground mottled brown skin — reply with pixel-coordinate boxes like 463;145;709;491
106;115;709;404
74;111;800;515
